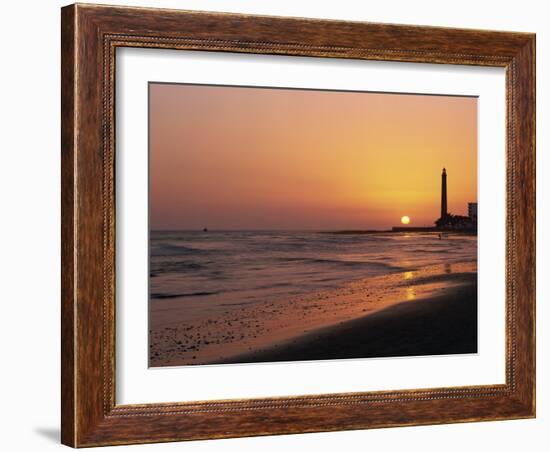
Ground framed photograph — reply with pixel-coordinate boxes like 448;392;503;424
61;3;535;447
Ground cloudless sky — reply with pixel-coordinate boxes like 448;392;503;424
149;83;477;230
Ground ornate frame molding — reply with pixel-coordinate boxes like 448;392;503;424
62;4;535;447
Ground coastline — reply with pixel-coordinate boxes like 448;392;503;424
322;230;477;235
150;261;477;367
215;278;477;364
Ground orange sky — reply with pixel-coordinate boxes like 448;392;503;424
149;83;477;230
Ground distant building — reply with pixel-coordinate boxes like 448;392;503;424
441;167;448;219
434;168;476;232
468;202;478;225
435;213;472;230
390;168;476;233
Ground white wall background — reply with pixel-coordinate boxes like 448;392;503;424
0;1;545;450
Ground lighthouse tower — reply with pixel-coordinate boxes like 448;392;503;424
441;168;448;219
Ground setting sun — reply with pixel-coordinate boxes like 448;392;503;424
401;216;410;225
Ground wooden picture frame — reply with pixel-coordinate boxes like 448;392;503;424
61;3;535;447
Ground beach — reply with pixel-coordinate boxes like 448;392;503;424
149;232;477;366
218;273;477;364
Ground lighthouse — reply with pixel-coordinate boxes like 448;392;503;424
441;168;448;220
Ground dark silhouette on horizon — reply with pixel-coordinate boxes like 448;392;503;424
441;167;448;219
434;167;476;231
392;167;477;233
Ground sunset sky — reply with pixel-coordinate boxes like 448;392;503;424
149;83;477;231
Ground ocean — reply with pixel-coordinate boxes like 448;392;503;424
150;230;477;308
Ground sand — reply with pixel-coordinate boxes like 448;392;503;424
217;280;477;364
149;262;477;366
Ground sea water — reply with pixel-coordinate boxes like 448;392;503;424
150;231;477;308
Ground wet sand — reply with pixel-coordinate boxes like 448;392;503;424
150;262;477;366
217;279;477;364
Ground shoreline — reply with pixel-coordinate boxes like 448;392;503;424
321;230;477;236
214;278;477;364
150;262;477;367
